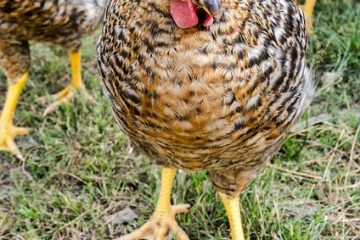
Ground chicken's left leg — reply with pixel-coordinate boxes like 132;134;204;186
118;168;190;240
219;192;245;240
43;50;93;116
0;73;29;160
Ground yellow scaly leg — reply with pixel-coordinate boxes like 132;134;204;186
0;73;29;160
43;50;93;116
219;192;245;240
118;168;190;240
301;0;317;34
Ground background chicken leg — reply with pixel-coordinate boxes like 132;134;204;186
43;50;93;116
0;73;29;160
301;0;317;34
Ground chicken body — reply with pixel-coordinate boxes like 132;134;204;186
97;0;314;238
0;0;108;159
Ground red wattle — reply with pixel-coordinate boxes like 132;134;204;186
170;0;198;29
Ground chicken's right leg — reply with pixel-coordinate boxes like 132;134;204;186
0;40;31;160
118;168;190;240
0;73;29;160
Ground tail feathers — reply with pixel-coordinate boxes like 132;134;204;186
73;0;110;33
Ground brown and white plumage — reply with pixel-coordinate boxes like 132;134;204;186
97;0;314;238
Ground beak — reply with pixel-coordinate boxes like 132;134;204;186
200;0;221;20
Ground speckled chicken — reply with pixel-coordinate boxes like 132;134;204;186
97;0;314;239
0;0;109;160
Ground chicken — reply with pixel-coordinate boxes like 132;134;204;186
0;0;109;160
97;0;314;239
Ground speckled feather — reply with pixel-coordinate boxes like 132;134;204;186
0;0;109;83
97;0;314;196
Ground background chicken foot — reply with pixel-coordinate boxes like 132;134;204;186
0;72;29;160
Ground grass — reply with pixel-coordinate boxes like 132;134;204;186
0;0;359;239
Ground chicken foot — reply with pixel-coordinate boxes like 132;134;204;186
118;168;190;240
0;72;29;160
